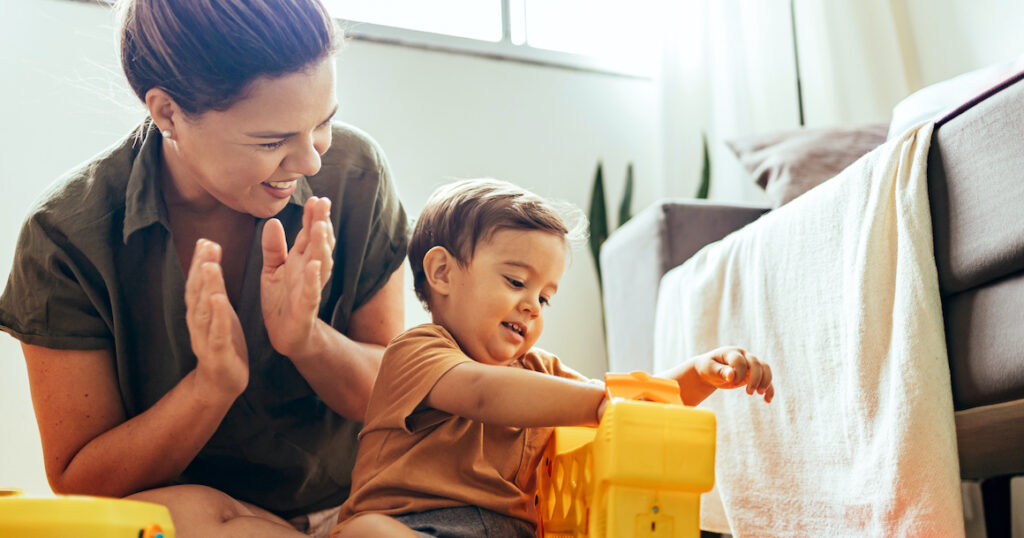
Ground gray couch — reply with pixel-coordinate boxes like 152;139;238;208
601;70;1024;525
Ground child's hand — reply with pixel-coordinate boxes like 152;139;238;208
596;395;608;423
696;346;773;403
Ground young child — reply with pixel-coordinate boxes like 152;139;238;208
330;179;773;537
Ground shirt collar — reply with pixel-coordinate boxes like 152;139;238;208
122;120;315;243
122;120;167;244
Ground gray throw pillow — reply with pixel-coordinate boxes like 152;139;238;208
725;123;889;208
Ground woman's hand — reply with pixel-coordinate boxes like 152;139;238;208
185;239;249;400
260;196;336;360
695;346;774;403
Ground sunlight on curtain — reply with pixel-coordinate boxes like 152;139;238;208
657;0;798;204
794;0;912;126
657;0;914;204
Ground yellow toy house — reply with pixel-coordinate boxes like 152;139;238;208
535;371;716;538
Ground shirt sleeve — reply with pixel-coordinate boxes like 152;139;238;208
351;140;408;312
0;211;112;349
361;326;471;435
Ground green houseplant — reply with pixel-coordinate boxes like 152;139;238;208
588;134;711;347
588;133;710;290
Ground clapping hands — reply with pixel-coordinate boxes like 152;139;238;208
185;239;249;400
260;196;336;360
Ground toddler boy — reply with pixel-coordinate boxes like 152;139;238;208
331;179;773;537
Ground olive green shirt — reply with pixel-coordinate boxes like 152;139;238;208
0;120;408;517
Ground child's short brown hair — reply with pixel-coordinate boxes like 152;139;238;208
409;179;582;310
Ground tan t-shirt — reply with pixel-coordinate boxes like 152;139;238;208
337;323;591;526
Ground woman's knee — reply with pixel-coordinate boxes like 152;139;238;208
127;484;294;537
129;484;238;522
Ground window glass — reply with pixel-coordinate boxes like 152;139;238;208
321;0;662;76
323;0;503;42
524;0;660;72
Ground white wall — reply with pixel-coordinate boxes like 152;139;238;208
0;0;659;495
331;40;662;348
0;0;146;497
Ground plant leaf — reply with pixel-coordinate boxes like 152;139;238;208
618;163;634;228
588;162;608;288
696;132;711;199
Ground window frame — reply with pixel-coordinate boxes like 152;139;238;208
77;0;654;78
336;0;654;79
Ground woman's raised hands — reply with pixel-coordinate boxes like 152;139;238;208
185;239;249;400
260;196;336;361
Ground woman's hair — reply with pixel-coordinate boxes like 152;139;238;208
117;0;339;116
409;178;586;311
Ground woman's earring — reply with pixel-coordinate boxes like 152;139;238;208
161;130;173;140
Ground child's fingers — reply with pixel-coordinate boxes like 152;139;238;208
764;384;775;403
718;363;736;384
724;349;748;387
745;358;762;395
757;362;773;394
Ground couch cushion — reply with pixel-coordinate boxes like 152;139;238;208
929;70;1024;296
888;53;1024;140
725;123;888;208
945;269;1024;410
600;200;768;374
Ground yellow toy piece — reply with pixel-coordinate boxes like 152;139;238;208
0;489;175;538
535;371;716;538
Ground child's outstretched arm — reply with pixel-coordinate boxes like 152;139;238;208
659;346;774;407
425;362;607;427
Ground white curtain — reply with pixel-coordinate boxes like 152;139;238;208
795;0;914;126
654;0;919;532
657;0;914;204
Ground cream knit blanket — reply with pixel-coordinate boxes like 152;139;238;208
654;122;963;536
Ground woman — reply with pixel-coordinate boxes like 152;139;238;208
0;1;407;536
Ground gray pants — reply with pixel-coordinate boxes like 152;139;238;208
394;506;535;538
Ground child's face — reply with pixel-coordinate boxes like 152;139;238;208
438;228;567;366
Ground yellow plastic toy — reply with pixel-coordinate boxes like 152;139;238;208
535;371;716;538
0;488;175;538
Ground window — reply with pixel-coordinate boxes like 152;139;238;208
323;0;662;77
322;0;503;42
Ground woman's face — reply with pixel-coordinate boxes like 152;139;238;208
163;56;338;218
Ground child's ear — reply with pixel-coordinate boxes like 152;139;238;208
422;246;454;296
